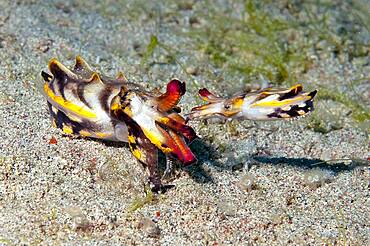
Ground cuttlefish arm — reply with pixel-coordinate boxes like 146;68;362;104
186;84;317;121
156;79;186;112
110;79;197;191
111;107;162;191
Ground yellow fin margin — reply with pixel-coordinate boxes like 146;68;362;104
43;83;97;119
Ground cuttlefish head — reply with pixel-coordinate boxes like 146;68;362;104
111;79;197;166
186;88;245;120
187;84;317;121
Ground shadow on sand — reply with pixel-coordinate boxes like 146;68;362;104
252;156;368;174
185;138;368;184
86;137;368;187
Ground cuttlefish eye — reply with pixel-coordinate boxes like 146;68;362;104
224;103;231;110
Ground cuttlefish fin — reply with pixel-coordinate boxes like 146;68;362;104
156;79;186;112
48;58;78;80
116;71;128;83
74;55;94;74
277;84;303;100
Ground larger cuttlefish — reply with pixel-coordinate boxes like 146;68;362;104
186;85;317;121
42;56;197;191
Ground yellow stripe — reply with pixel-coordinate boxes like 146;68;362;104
131;149;142;160
62;124;74;134
142;128;172;154
158;117;169;124
79;130;91;137
251;96;306;108
110;102;121;111
95;132;110;138
43;83;96;118
128;134;136;143
127;134;142;159
261;84;303;95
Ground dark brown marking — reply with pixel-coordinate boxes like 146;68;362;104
285;106;301;117
172;106;181;113
41;71;53;82
99;86;114;114
253;93;269;103
128;141;138;151
308;90;317;98
267;108;283;118
76;84;93;109
267;112;282;118
54;76;67;99
278;87;303;101
49;61;69;81
48;102;99;135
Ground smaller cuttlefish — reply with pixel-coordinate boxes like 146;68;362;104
186;84;317;121
42;56;197;191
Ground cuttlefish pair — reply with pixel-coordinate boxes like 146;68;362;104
42;57;317;191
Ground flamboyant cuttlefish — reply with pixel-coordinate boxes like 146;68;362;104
186;85;317;121
42;56;196;192
41;56;317;192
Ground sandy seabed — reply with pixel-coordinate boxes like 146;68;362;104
0;1;368;245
